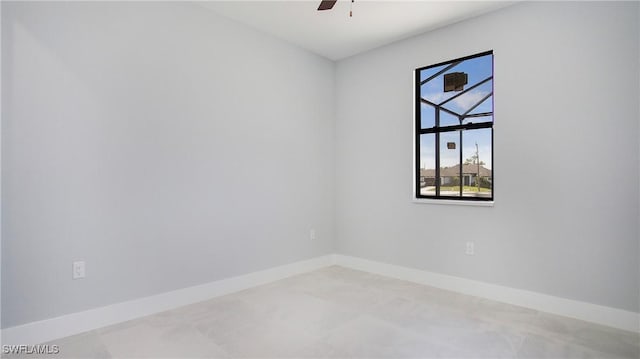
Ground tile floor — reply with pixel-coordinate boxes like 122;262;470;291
6;266;639;358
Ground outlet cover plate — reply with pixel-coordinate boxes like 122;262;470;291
72;261;86;279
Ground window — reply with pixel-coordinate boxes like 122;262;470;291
415;51;493;201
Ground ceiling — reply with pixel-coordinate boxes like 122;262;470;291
199;1;516;60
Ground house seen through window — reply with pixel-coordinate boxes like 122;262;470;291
415;51;494;201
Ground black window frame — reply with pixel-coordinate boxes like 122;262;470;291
414;50;494;202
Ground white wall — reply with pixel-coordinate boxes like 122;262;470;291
1;2;335;328
335;1;640;313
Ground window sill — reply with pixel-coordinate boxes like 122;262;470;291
412;198;494;207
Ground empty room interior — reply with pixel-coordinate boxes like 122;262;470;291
1;0;639;358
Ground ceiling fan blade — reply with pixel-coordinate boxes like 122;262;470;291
317;0;337;11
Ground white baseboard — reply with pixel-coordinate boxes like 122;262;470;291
4;253;638;346
335;254;640;333
2;254;336;345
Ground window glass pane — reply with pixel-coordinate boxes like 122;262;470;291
461;128;492;198
455;54;492;91
420;70;459;106
419;134;436;196
420;103;435;129
462;94;493;124
466;94;492;116
442;81;493;117
439;131;461;197
422;95;492;127
419;64;448;83
419;54;492;107
439;109;459;127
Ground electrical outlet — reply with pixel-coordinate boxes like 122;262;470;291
465;242;475;255
310;229;316;241
72;261;86;279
